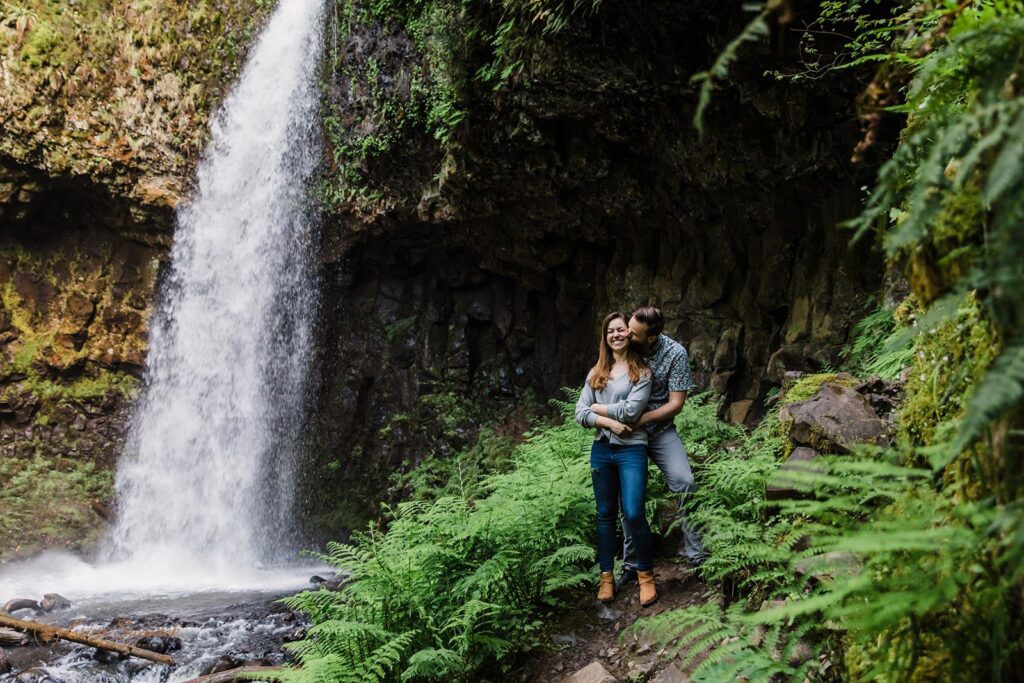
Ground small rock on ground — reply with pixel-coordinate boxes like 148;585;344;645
560;660;617;683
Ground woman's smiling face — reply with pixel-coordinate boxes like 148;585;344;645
605;317;631;353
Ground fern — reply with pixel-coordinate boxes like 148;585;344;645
283;398;599;681
691;8;770;136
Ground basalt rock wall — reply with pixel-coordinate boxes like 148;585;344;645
307;0;884;524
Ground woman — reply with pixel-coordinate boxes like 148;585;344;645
575;312;658;606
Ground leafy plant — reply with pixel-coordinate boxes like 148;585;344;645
280;398;595;682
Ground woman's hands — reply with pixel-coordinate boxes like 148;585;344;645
608;420;633;436
594;416;632;436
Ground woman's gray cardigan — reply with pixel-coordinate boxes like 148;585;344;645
575;371;652;446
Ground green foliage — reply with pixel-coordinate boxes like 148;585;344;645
632;402;1024;681
474;0;604;88
281;398;595;682
691;7;769;135
0;455;114;561
673;392;744;459
841;299;916;381
627;603;818;680
389;426;517;502
320;0;604;209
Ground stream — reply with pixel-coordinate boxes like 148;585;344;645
0;552;331;682
0;552;331;679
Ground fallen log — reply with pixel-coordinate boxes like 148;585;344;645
182;665;286;683
0;614;174;665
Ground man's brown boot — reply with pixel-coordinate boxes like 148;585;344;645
597;572;615;602
637;570;658;607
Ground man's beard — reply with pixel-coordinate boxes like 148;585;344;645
630;338;654;354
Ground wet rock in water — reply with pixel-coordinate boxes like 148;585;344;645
40;594;71;612
92;648;126;665
135;635;182;653
282;626;306;642
309;573;345;591
0;648;10;675
244;657;274;667
2;598;41;614
14;668;65;683
204;654;244;675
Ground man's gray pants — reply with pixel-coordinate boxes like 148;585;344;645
622;426;703;569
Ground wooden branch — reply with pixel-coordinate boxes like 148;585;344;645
181;665;286;683
0;614;174;665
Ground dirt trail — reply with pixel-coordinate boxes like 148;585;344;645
517;559;715;682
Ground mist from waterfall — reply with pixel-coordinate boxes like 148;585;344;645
104;0;326;576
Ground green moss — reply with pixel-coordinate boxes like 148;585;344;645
12;335;44;371
383;315;417;343
780;372;858;405
23;370;139;403
898;294;996;453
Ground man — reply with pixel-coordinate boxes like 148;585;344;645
617;305;703;588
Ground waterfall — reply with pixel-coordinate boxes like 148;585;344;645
106;0;326;573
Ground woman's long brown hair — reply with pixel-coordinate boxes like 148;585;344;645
589;312;648;390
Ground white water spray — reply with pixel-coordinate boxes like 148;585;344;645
105;0;326;576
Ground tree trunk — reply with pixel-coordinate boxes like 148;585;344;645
0;614;174;665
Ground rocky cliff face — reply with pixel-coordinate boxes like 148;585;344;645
0;1;272;560
306;0;884;525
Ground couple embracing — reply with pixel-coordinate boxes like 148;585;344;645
574;306;703;607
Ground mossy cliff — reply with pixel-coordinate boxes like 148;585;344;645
0;0;274;206
0;0;271;561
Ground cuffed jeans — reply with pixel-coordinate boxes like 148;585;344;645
622;426;704;569
591;439;653;573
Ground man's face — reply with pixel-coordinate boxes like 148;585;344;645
628;316;656;352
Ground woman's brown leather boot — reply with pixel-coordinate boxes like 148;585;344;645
637;570;658;606
597;572;615;602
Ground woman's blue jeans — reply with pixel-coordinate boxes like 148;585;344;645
591;439;653;572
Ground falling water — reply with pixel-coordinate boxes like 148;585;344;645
105;0;326;575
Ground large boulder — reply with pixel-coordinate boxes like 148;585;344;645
779;383;887;453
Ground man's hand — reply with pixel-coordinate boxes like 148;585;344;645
637;391;687;428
